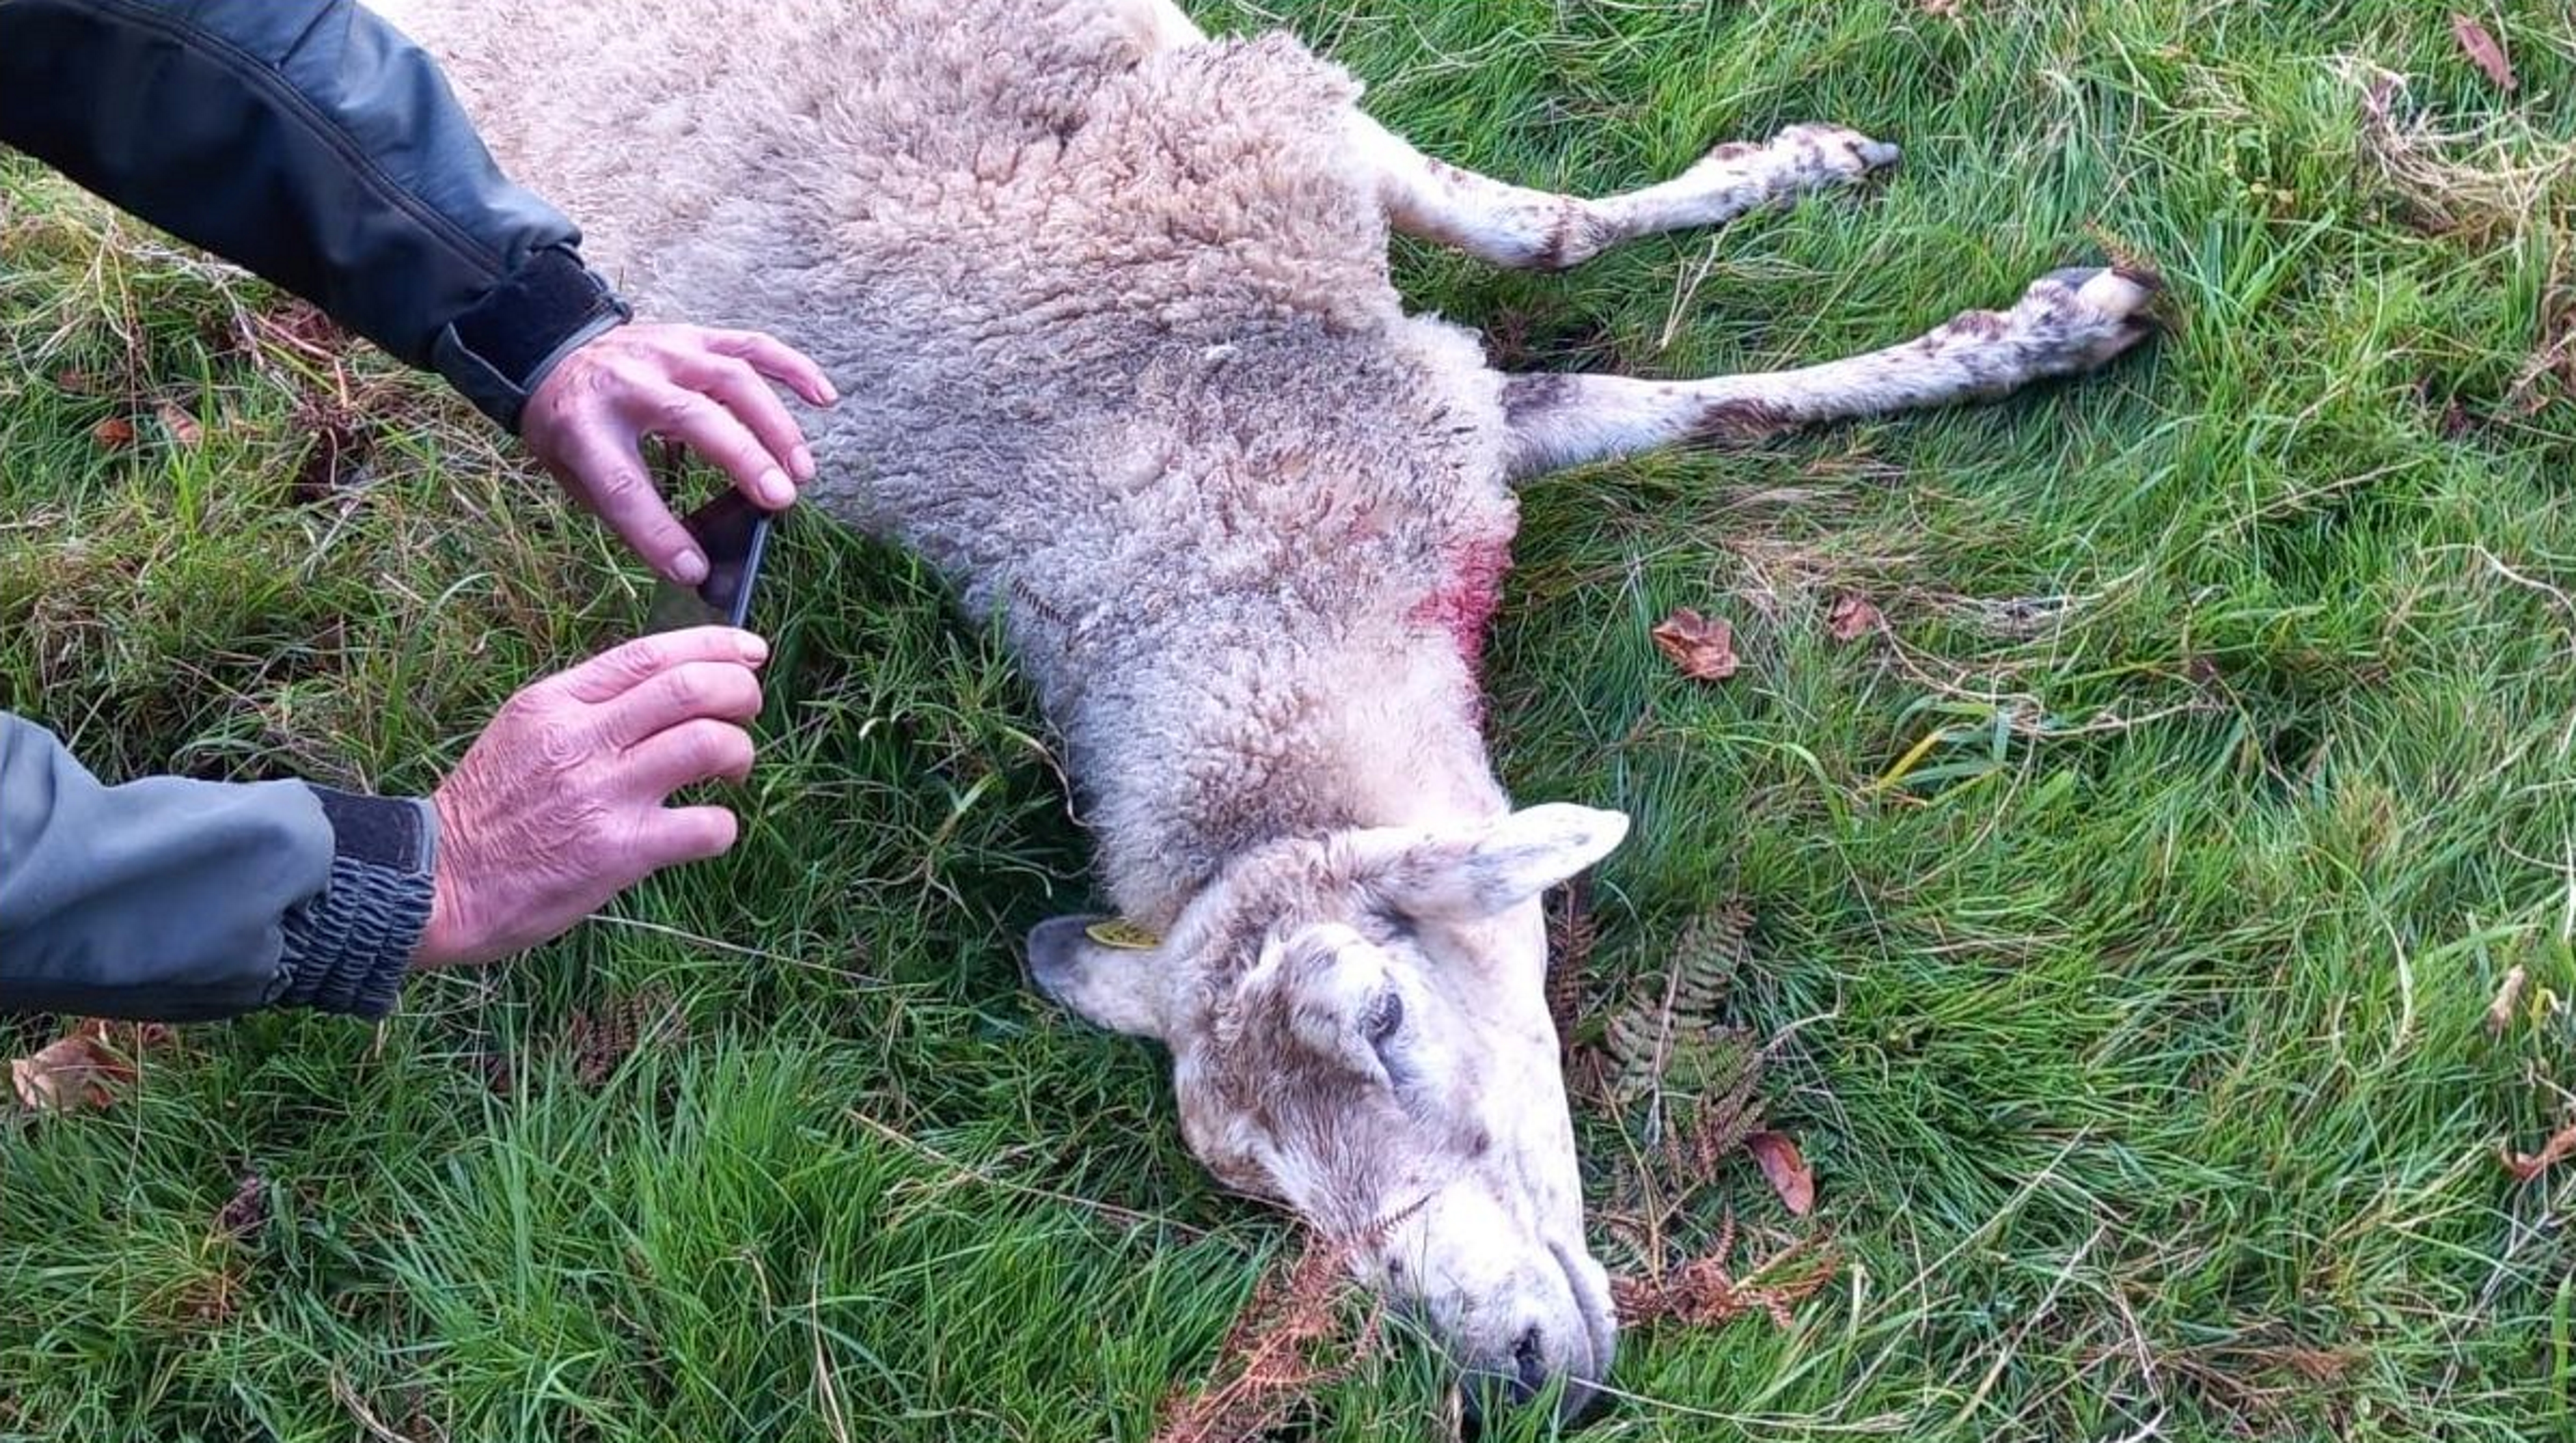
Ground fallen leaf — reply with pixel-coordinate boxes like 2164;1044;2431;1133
10;1025;137;1113
2451;13;2516;91
154;399;203;448
1827;593;1883;644
53;368;104;395
1745;1130;1814;1215
1919;0;1963;17
1652;607;1738;681
90;416;135;450
2500;1120;2576;1182
2485;965;2527;1037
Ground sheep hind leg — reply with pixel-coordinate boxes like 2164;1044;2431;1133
1347;113;1898;271
1498;267;2163;481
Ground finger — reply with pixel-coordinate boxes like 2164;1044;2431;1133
702;327;838;409
676;352;815;484
595;659;764;748
553;627;769;704
628;382;796;509
622;717;757;797
544;421;707;584
636;805;742;870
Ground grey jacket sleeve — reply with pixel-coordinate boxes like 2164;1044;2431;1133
0;0;630;431
0;714;436;1022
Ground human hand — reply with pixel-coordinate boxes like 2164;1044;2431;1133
520;321;838;584
413;627;769;969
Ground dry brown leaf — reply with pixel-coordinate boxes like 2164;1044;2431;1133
1745;1131;1814;1216
1919;0;1963;17
53;368;104;395
10;1022;144;1113
2485;965;2528;1037
2500;1119;2576;1182
2451;13;2516;92
1651;607;1738;681
11;1035;126;1113
89;416;135;450
1827;593;1883;644
154;399;203;448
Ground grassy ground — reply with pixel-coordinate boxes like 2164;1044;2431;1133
4;1;2573;1439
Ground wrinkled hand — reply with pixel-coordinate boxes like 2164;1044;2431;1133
414;627;769;969
520;321;838;583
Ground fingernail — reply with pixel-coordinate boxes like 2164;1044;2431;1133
760;468;794;506
738;633;770;663
673;548;708;585
819;379;840;405
791;446;816;481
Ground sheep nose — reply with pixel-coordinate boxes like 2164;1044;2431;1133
1458;1326;1604;1431
1512;1324;1549;1396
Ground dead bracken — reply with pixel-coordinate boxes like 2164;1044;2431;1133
1152;1227;1389;1443
2354;65;2573;249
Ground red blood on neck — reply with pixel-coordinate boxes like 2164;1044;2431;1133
1409;536;1513;677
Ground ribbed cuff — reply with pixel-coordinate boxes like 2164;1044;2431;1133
271;788;438;1019
429;245;632;432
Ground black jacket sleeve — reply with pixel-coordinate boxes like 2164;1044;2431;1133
0;0;630;431
0;714;437;1022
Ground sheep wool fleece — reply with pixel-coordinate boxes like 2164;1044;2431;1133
413;0;1524;924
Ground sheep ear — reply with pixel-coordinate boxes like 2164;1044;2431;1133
1027;915;1174;1039
1374;805;1631;921
1275;924;1399;1085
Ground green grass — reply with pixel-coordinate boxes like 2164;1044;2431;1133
4;2;2573;1439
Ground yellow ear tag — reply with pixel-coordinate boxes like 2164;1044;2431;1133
1084;918;1163;952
